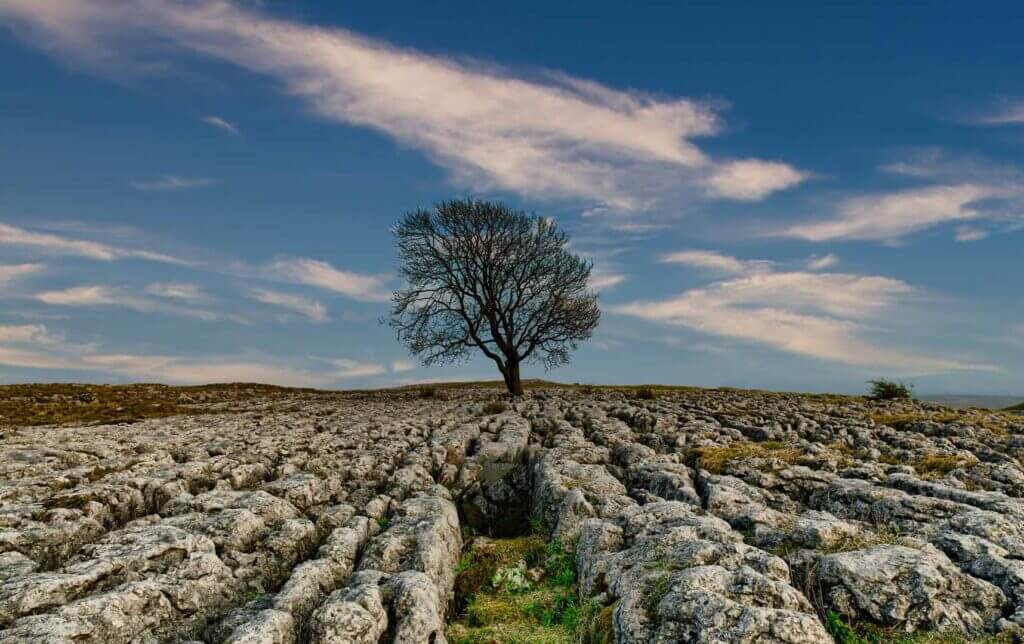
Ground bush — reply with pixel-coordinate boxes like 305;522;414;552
868;379;914;401
634;387;656;400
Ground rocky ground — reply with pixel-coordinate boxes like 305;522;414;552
0;384;1022;643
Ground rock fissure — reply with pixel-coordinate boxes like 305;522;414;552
0;387;1022;641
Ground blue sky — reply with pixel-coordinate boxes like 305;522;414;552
0;1;1021;394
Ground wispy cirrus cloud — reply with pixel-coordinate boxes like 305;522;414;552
970;99;1024;126
660;249;772;275
327;358;387;379
0;0;805;211
0;222;188;264
805;254;838;270
0;322;388;386
390;359;416;373
783;184;999;242
202;115;239;135
613;251;995;374
0;263;45;283
249;288;329;323
144;282;207;301
781;150;1024;243
266;258;390;303
130;174;218;191
588;267;626;291
954;226;989;243
35;284;245;323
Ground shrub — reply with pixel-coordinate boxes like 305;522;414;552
868;379;914;401
634;387;656;400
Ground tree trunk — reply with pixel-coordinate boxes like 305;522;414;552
508;361;524;397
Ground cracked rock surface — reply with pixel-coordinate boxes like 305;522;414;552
0;385;1022;642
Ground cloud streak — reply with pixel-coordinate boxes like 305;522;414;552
0;263;45;283
35;284;245;323
0;322;388;386
0;222;188;264
202;115;239;135
783;184;998;242
613;251;995;373
131;175;218;191
249;288;329;323
266;258;390;303
0;0;805;211
660;250;772;275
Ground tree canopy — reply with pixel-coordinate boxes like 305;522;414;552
390;199;600;395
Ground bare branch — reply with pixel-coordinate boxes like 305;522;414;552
389;199;600;395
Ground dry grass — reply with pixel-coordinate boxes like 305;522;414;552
913;453;979;479
870;410;1015;435
694;441;802;474
481;399;510;415
821;526;910;554
0;383;324;428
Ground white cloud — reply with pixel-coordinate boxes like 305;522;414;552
267;258;389;302
0;322;384;386
328;358;386;379
972;100;1024;126
954;226;989;243
805;254;839;270
131;175;218;191
35;285;244;323
144;282;207;301
784;184;997;242
613;252;995;374
0;222;187;264
0;323;61;345
706;159;808;201
660;250;772;275
0;0;805;209
36;285;118;306
0;263;45;282
249;288;329;323
202;115;239;134
390;359;416;373
588;267;626;291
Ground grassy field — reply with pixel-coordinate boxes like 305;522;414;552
2;379;1016;429
0;382;326;428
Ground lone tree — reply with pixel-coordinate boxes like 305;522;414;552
390;199;600;396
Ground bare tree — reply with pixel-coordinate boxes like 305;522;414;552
390;199;600;396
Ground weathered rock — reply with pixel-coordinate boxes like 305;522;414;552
0;385;1020;642
817;544;1006;632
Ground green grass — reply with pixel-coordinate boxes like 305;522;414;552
447;535;611;644
824;611;1014;644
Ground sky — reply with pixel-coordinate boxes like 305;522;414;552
0;1;1021;395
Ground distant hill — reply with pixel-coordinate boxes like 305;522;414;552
1007;401;1024;412
920;394;1024;410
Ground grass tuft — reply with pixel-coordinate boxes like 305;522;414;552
824;610;1015;644
448;535;609;644
694;441;801;474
